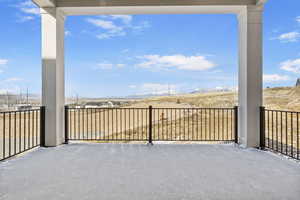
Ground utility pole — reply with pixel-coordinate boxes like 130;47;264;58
76;94;79;105
26;88;29;105
6;91;9;108
19;88;22;104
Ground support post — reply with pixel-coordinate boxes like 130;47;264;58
237;5;263;148
260;106;265;149
41;8;65;147
40;106;46;147
148;105;153;144
234;106;238;144
64;106;69;144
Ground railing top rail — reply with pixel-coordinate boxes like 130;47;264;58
66;107;149;110
0;108;42;114
152;107;235;110
66;106;236;110
264;108;300;114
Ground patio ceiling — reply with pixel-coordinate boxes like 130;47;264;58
33;0;266;8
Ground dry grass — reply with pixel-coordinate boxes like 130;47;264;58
136;86;300;111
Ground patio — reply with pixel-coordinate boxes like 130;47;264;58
1;143;299;200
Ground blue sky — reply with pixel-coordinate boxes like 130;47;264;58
0;0;300;98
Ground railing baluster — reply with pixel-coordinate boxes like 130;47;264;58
14;112;16;155
40;107;45;147
213;109;216;141
19;112;22;152
260;106;265;149
226;109;229;141
31;111;34;148
148;106;153;144
276;111;278;151
291;112;293;158
158;109;161;140
297;113;299;160
36;110;38;146
9;112;11;156
64;106;69;144
280;112;283;152
3;113;6;159
234;106;238;144
268;111;270;148
286;112;288;155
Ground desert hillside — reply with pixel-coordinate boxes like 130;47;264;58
135;87;300;111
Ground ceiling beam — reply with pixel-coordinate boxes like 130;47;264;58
55;0;257;7
32;0;56;7
61;5;245;16
256;0;268;5
32;0;268;9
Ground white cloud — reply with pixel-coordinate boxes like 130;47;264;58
263;74;290;83
97;31;126;39
280;58;300;73
296;16;300;23
0;89;14;95
131;21;151;32
136;54;216;71
86;15;150;39
86;18;126;39
20;7;40;15
65;31;71;36
129;85;137;89
96;63;113;70
3;77;23;82
18;1;40;15
0;77;24;94
86;18;123;32
116;64;125;68
95;63;125;70
0;87;21;95
133;83;178;95
109;15;132;24
0;59;8;65
273;31;300;43
16;1;40;22
18;15;34;22
121;49;130;53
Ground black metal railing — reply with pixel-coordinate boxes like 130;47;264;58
0;107;45;161
65;106;238;143
260;107;300;160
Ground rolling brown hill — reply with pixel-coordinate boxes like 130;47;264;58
136;87;300;111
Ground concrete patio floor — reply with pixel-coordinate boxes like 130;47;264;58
0;143;299;200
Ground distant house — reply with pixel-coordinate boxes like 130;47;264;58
15;104;33;111
84;101;114;108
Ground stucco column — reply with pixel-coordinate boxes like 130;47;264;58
237;6;263;148
41;8;65;147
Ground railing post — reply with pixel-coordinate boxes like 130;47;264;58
260;106;265;150
40;106;46;147
148;105;153;144
234;106;238;144
64;106;69;144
